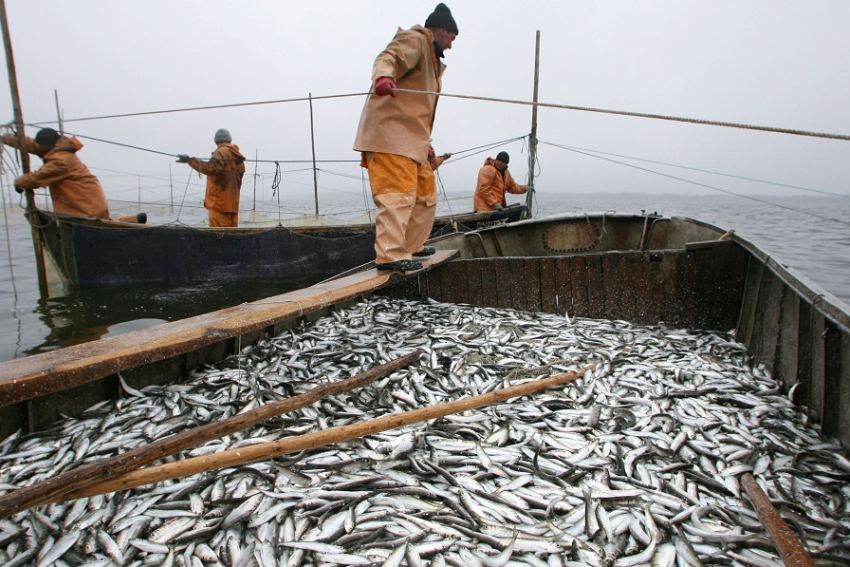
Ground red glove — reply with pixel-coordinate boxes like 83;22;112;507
427;145;436;166
375;77;397;97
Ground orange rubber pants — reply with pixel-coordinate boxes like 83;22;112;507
363;152;436;264
208;210;238;228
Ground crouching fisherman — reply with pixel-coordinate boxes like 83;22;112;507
1;127;145;223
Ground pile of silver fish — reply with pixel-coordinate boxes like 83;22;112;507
1;296;849;566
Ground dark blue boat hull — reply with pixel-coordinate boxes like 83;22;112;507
38;212;376;286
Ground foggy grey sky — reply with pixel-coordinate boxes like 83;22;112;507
1;0;849;214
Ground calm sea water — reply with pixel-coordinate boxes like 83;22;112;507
1;192;848;362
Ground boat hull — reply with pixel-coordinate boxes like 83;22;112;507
38;212;375;286
3;213;849;450
33;205;526;287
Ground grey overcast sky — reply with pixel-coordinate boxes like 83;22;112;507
1;0;849;211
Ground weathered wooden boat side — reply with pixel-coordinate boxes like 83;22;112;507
0;251;458;437
1;213;848;451
731;230;850;440
32;205;526;287
408;214;747;330
402;214;850;447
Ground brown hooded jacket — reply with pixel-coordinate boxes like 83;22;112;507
353;25;445;166
473;157;526;212
2;133;110;219
187;142;246;213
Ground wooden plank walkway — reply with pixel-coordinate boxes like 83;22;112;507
0;251;458;407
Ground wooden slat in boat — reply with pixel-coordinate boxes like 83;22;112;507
823;319;845;436
839;335;850;439
809;309;828;424
775;289;800;393
480;258;498;308
524;258;543;313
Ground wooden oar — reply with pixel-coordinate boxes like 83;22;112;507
0;350;422;520
65;365;594;500
741;472;816;567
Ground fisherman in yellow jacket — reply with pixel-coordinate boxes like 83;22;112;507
473;151;528;213
353;3;458;272
2;128;111;219
177;129;246;228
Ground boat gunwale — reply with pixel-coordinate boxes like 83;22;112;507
33;208;518;234
0;251;458;409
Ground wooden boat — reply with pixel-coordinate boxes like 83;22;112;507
1;211;848;452
30;204;528;288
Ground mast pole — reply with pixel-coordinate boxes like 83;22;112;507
309;92;319;216
54;89;62;133
0;0;48;291
524;30;540;220
252;149;258;212
168;163;174;212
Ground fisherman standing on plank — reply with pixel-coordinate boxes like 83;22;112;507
473;151;528;213
177;128;246;228
353;4;458;272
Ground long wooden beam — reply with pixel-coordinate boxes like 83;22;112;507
741;472;816;567
63;365;593;501
0;351;422;520
0;0;48;290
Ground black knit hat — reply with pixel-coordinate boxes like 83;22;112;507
496;151;510;164
35;128;61;149
425;3;458;34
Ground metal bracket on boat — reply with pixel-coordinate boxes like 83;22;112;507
477;218;509;230
543;218;601;253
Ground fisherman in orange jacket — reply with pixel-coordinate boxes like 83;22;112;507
473;151;528;213
177;129;246;228
353;3;459;272
2;128;111;219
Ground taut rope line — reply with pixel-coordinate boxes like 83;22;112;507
393;89;850;142
546;140;850;228
33;89;850;142
38;93;368;125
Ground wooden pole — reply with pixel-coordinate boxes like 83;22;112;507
741;473;816;567
54;89;63;133
69;365;593;500
168;163;174;211
309;92;319;216
252;149;258;211
0;350;422;519
524;31;540;220
0;0;48;292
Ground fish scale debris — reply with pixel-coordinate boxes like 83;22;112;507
1;296;849;565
